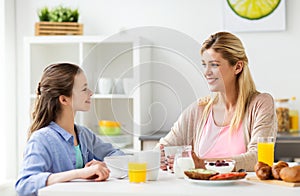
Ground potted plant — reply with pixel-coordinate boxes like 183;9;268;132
35;6;83;36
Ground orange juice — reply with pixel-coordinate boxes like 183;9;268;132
257;142;274;166
128;162;147;183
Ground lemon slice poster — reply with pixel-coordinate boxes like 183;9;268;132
223;0;285;32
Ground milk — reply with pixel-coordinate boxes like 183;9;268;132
174;157;195;178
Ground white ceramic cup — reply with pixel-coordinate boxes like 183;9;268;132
112;78;124;94
104;155;133;179
98;78;113;94
123;78;135;95
134;150;160;181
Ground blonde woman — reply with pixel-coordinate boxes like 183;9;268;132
159;32;277;172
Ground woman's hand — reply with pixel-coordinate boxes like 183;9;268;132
191;151;205;169
160;144;168;171
79;160;110;181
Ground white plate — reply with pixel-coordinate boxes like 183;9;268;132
184;176;243;185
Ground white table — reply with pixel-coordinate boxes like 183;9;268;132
39;171;300;196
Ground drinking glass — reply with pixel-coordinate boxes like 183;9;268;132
128;162;147;183
257;136;275;166
173;146;195;178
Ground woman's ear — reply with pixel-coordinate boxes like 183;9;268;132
234;61;244;75
58;95;70;106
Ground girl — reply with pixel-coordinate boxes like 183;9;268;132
16;63;124;196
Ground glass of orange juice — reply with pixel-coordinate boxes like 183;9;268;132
128;162;147;183
257;137;275;166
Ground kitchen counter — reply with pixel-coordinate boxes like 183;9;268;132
275;131;300;162
39;170;300;196
139;131;168;150
277;131;300;141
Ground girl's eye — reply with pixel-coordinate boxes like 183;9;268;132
83;88;87;91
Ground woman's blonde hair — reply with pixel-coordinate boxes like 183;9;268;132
200;32;257;132
28;63;81;140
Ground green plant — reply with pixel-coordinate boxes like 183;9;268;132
38;7;50;22
37;6;79;22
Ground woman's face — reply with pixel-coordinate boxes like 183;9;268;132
201;49;237;93
71;71;93;112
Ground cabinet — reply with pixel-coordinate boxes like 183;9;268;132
18;35;152;161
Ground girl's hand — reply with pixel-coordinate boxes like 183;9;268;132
191;151;205;169
79;160;110;181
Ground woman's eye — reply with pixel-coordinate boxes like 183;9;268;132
211;63;219;67
83;88;87;91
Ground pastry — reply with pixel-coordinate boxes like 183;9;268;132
272;161;289;180
254;161;272;180
279;165;300;183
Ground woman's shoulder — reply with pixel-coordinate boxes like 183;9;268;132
198;96;212;106
247;92;275;113
250;92;274;105
185;96;211;111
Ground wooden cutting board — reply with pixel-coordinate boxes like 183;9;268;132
247;176;300;187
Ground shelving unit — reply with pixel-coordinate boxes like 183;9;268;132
18;35;152;162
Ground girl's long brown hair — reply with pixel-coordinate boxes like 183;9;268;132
28;63;81;140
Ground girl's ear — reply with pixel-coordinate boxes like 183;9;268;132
234;61;244;75
58;95;70;106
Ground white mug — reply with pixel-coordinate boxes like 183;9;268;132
134;150;160;181
112;78;124;94
98;78;113;94
123;78;135;95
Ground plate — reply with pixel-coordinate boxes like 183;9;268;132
184;176;243;185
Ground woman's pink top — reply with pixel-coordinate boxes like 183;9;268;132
197;110;246;158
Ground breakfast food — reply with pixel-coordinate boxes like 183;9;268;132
255;161;272;180
254;161;300;183
279;165;300;183
272;161;289;180
209;172;247;180
184;169;218;180
205;159;235;173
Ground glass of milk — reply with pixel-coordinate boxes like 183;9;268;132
173;145;195;178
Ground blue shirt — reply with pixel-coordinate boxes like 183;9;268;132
15;121;125;196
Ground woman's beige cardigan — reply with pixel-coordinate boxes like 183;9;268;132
158;93;277;171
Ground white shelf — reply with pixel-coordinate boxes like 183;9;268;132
92;94;133;99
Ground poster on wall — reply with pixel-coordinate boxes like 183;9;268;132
223;0;286;32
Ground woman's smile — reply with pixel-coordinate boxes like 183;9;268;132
206;77;218;84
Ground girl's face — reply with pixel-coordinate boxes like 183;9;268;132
201;49;237;93
71;72;93;112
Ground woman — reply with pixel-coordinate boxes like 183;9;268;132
159;32;277;172
15;63;124;196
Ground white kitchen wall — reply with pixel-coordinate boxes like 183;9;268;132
0;0;6;181
1;0;17;183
